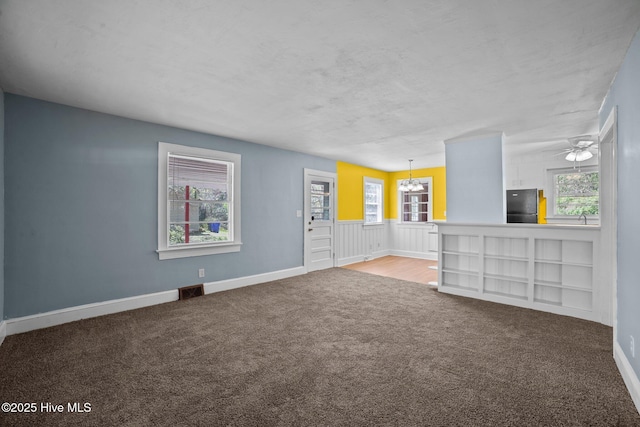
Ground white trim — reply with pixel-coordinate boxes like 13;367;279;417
157;142;242;260
397;176;433;224
337;255;366;267
6;290;179;336
598;106;617;328
363;176;384;225
598;106;618;334
545;165;599;219
157;242;241;260
389;249;438;260
614;340;640;414
3;266;307;337
0;321;6;347
204;266;305;294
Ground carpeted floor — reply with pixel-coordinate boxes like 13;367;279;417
1;268;638;426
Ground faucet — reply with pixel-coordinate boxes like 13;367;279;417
579;213;587;225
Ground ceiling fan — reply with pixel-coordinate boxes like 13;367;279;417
558;136;598;169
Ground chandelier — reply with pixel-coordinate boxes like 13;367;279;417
398;160;424;192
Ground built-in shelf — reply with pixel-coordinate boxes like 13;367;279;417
533;238;593;312
437;223;600;323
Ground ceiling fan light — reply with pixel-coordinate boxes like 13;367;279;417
576;150;593;161
565;152;577;161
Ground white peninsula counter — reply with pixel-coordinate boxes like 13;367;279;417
436;222;610;325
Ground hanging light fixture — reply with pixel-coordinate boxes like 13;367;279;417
565;149;593;162
564;137;596;165
398;160;424;192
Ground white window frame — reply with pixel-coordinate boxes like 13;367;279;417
397;177;433;224
157;142;241;260
546;166;599;219
363;177;384;225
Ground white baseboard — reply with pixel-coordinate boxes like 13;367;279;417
3;266;306;338
371;249;391;259
204;266;305;294
0;321;6;347
337;255;366;267
6;290;179;336
389;249;438;261
614;339;640;414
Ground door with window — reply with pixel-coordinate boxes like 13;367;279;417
304;169;336;272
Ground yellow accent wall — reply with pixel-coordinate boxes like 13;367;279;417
336;161;446;221
336;161;390;220
538;190;547;224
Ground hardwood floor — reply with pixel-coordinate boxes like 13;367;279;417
342;256;438;285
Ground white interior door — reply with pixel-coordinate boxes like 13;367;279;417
304;169;336;272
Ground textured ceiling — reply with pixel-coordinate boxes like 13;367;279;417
1;0;639;171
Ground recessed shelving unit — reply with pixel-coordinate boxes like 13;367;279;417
534;238;593;312
437;223;600;323
482;236;529;300
440;234;479;292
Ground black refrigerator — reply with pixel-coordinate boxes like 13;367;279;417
506;189;538;223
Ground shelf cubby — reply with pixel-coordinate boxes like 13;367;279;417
441;271;479;291
442;252;479;274
484;276;528;300
442;234;479;255
533;283;563;306
484;257;528;281
484;236;528;259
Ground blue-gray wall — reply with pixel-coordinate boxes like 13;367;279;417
0;89;4;322
600;29;640;380
444;133;505;223
3;95;335;319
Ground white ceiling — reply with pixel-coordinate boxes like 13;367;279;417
1;1;639;171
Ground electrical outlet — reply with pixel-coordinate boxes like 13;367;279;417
198;268;205;278
631;336;635;358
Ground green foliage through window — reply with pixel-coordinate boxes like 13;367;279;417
555;171;599;216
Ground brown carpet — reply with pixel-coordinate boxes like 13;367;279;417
1;268;638;426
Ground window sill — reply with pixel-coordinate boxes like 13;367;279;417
363;222;385;227
545;217;599;226
157;242;242;260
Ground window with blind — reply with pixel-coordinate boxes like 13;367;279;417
399;177;432;223
158;142;241;259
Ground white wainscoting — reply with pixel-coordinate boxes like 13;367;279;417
336;220;438;266
389;222;439;260
336;221;388;266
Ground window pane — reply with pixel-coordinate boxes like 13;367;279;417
169;222;230;246
167;153;233;247
555;171;599;215
401;184;429;222
364;181;383;223
311;181;331;220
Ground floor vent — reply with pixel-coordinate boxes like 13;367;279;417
178;284;204;300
